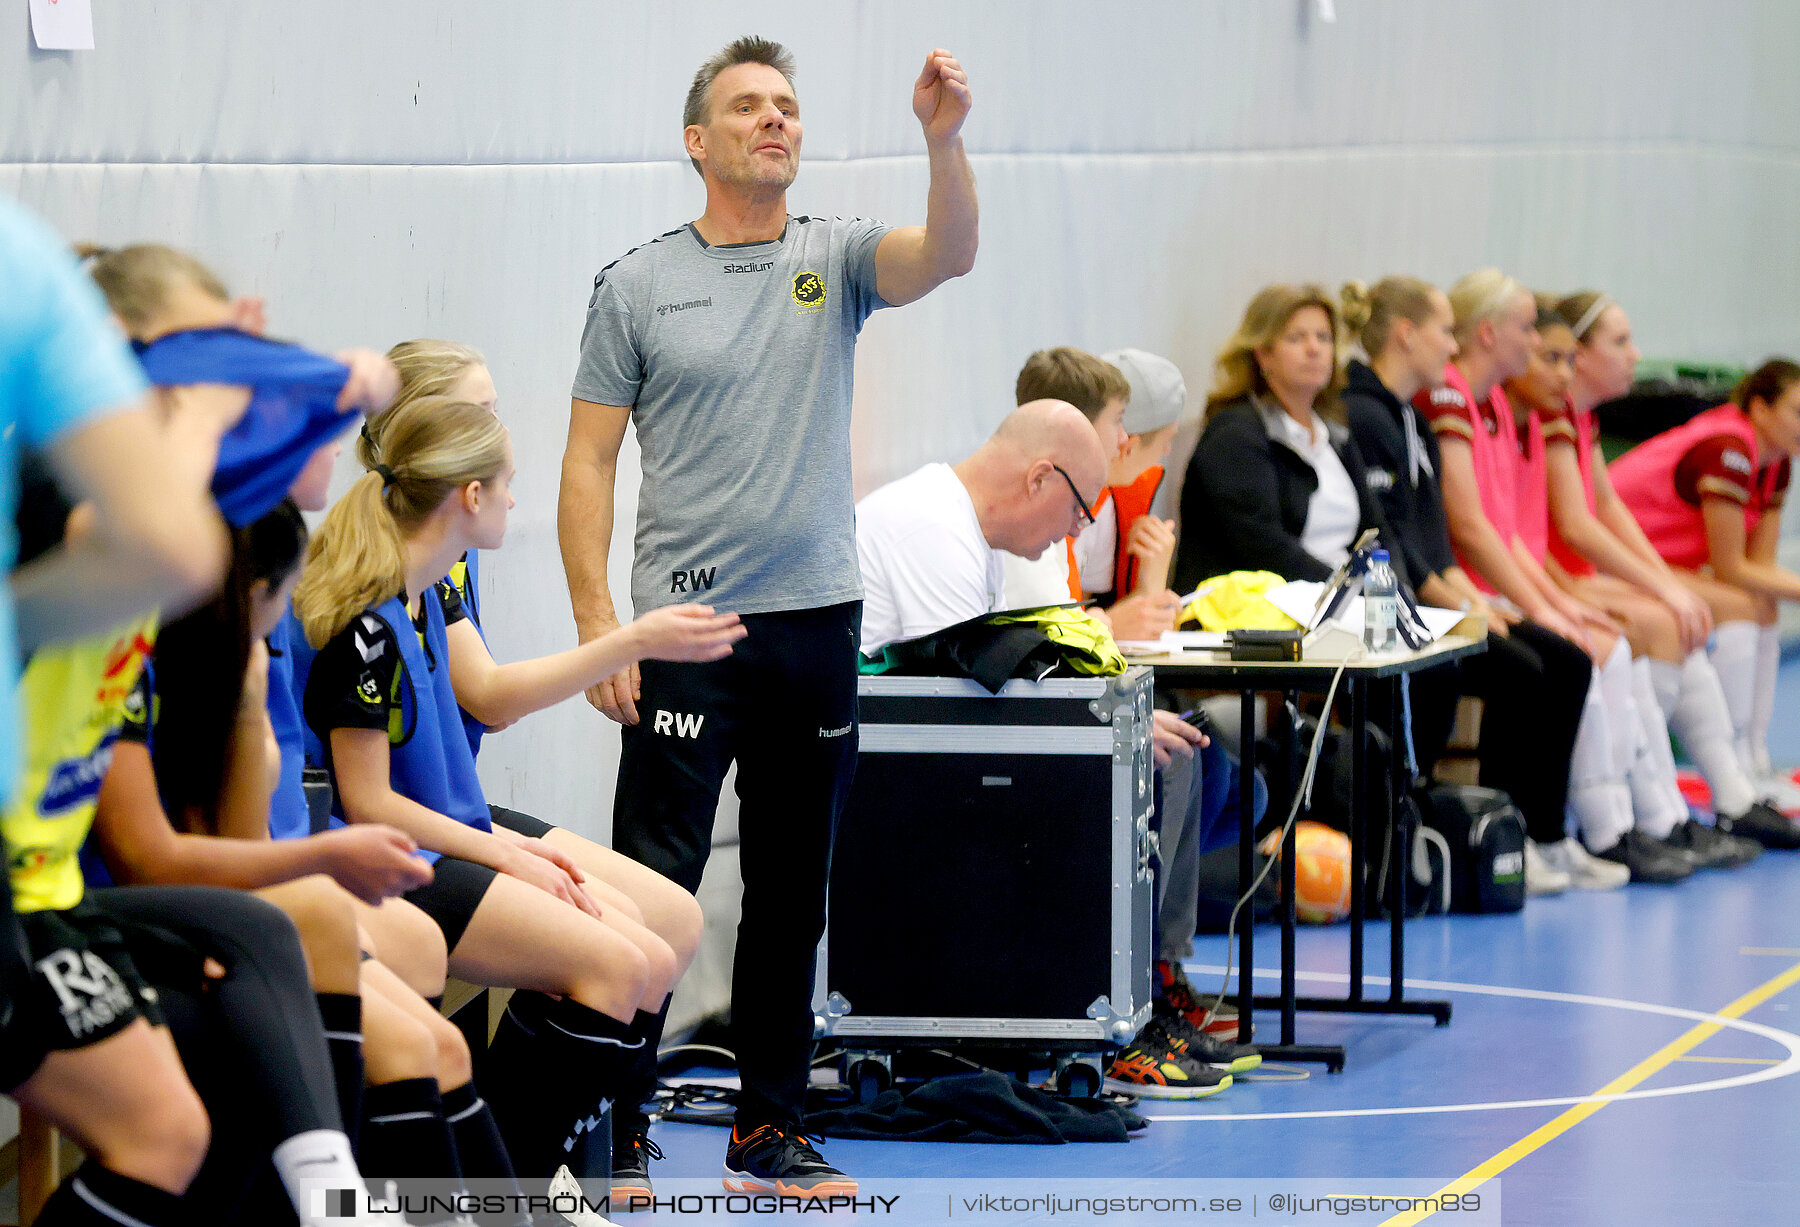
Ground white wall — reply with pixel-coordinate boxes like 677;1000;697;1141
6;0;1800;839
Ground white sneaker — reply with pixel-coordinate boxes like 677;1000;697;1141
547;1165;614;1226
1538;837;1630;890
1524;839;1571;896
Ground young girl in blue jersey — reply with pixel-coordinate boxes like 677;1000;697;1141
293;394;741;1182
366;339;724;1197
365;340;501;763
367;340;713;1072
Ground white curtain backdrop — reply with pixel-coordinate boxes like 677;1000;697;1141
7;0;1800;843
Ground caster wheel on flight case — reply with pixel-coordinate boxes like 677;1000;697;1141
1054;1057;1103;1099
846;1055;893;1104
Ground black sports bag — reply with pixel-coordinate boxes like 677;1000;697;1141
1422;785;1527;913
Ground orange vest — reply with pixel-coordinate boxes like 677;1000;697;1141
1062;466;1168;601
1108;466;1166;598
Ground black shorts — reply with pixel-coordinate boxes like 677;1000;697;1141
0;900;164;1091
489;805;553;840
402;810;560;953
402;856;499;956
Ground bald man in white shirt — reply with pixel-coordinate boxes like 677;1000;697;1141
857;399;1108;652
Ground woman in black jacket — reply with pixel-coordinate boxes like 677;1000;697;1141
1175;284;1403;593
1338;278;1480;617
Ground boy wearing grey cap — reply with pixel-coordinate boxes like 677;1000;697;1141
1007;347;1186;641
1082;349;1188;618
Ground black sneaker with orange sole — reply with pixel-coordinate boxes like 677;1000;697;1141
723;1122;857;1199
1103;1017;1233;1100
1157;1004;1262;1074
610;1126;663;1210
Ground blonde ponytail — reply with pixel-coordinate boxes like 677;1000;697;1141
1342;276;1440;358
294;473;409;648
1338;281;1373;337
294;394;509;647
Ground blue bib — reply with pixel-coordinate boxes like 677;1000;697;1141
134;328;354;527
452;550;488;760
459;549;484;627
318;594;491;866
263;616;312;842
280;603;326;769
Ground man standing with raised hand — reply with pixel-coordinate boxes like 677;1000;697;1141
559;36;976;1200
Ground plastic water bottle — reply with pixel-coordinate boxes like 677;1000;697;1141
1363;549;1399;653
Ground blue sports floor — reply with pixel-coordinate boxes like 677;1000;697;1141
625;659;1800;1226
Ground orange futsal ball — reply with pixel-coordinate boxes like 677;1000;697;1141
1262;820;1353;924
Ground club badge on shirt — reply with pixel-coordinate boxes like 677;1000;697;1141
792;271;826;314
356;672;383;708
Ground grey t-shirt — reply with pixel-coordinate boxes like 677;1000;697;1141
573;216;893;616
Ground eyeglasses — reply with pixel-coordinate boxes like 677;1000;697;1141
1052;464;1097;528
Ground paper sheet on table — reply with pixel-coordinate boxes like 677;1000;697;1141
1118;630;1231;655
1265;581;1467;642
30;0;94;50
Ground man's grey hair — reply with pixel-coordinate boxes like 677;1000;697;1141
683;35;797;177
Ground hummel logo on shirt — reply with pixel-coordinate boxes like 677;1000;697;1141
354;623;385;663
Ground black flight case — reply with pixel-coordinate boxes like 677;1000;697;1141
814;667;1156;1097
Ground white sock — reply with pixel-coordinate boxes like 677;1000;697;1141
1750;623;1781;776
1649;658;1682;718
272;1129;379;1227
1567;676;1633;851
1629;656;1687;838
1710;620;1759;767
1598;640;1642;781
1665;651;1757;816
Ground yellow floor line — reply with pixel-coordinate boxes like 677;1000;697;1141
1379;960;1800;1226
1671;1054;1783;1065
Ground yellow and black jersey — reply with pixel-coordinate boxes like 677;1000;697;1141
438;551;481;632
3;619;156;913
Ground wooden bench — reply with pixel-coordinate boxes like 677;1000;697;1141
4;1109;69;1226
1433;696;1485;786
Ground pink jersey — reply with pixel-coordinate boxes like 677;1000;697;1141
1513;408;1551;563
1415;363;1537;594
1610;403;1791;570
1538;400;1600;579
